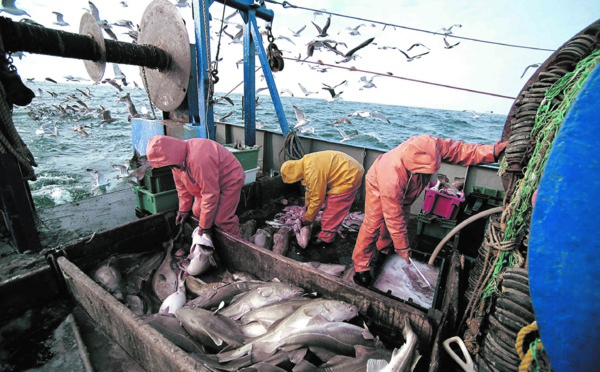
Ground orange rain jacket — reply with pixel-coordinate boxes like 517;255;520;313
146;136;245;233
353;135;495;272
281;150;364;222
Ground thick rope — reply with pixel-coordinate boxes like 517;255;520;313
0;82;37;180
279;130;305;162
519;338;545;372
516;321;539;360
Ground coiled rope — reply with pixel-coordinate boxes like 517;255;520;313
516;322;548;372
279;129;305;162
479;50;600;310
0;81;37;180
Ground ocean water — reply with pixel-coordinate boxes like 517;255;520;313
13;81;505;210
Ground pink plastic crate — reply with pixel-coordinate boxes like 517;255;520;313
421;181;465;220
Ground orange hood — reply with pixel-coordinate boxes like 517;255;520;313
398;135;440;175
146;135;187;168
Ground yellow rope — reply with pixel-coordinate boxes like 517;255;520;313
515;321;538;359
519;341;544;372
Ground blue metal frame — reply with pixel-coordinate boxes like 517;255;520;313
529;64;600;372
190;0;289;146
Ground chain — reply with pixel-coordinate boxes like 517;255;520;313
141;66;157;120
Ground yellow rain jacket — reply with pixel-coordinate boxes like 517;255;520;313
281;151;364;222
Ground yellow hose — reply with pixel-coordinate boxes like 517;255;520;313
428;206;504;265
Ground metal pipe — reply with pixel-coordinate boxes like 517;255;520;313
0;17;170;70
212;0;274;22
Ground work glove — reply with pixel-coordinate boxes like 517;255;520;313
396;247;412;264
175;210;191;225
192;226;214;248
494;140;508;161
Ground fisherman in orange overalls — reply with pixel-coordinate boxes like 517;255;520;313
146;135;245;237
281;150;364;245
352;134;507;287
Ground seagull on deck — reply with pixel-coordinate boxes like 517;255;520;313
292;106;311;129
311;16;331;37
521;63;542;78
298;83;318;97
0;0;30;16
52;12;69;27
289;25;306;37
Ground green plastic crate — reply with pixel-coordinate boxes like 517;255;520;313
416;213;457;240
133;186;178;214
225;145;260;171
130;159;176;193
469;186;505;207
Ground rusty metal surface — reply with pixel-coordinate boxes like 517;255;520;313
79;12;105;83
138;0;191;112
57;256;209;372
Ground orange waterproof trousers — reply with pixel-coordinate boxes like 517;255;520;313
352;177;396;272
192;177;244;238
317;182;361;243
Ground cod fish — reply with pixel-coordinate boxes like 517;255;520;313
175;307;248;352
142;314;206;354
93;256;126;302
239;297;313;328
185;244;216;276
125;251;163;295
316;345;393;372
185;280;265;310
126;295;145;316
366;318;420;372
218;299;359;363
159;271;186;315
300;262;348;277
252;228;273;250
272;227;291;256
217;282;304;320
237;321;378;364
152;239;178;301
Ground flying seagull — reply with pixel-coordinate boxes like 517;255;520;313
87;169;110;188
0;0;30;16
397;49;429;62
311;16;331;37
443;37;460;49
521;63;542;78
435;24;462;36
337;37;375;63
298;83;318;97
292;105;311;129
332;117;351;125
359;75;377;90
289;25;306;37
334;124;358;142
52;12;69;27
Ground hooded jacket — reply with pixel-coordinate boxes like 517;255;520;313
281;151;364;222
146;136;245;229
371;134;494;250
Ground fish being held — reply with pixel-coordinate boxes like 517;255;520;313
185;227;217;276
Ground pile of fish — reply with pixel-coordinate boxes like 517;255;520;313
91;240;421;371
243;202;365;251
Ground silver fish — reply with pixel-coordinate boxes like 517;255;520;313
217;282;304;320
152;239;178;301
218;299;358;363
175;307;248;352
93;256;126;302
247;321;378;363
239;297;314;328
159;271;186;315
185;281;265;310
125;295;145;315
272;227;292;256
142;314;206;354
125;251;163;295
315;345;393;371
366;318;420;372
300;262;348;277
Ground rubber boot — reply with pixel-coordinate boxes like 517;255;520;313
353;270;373;288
